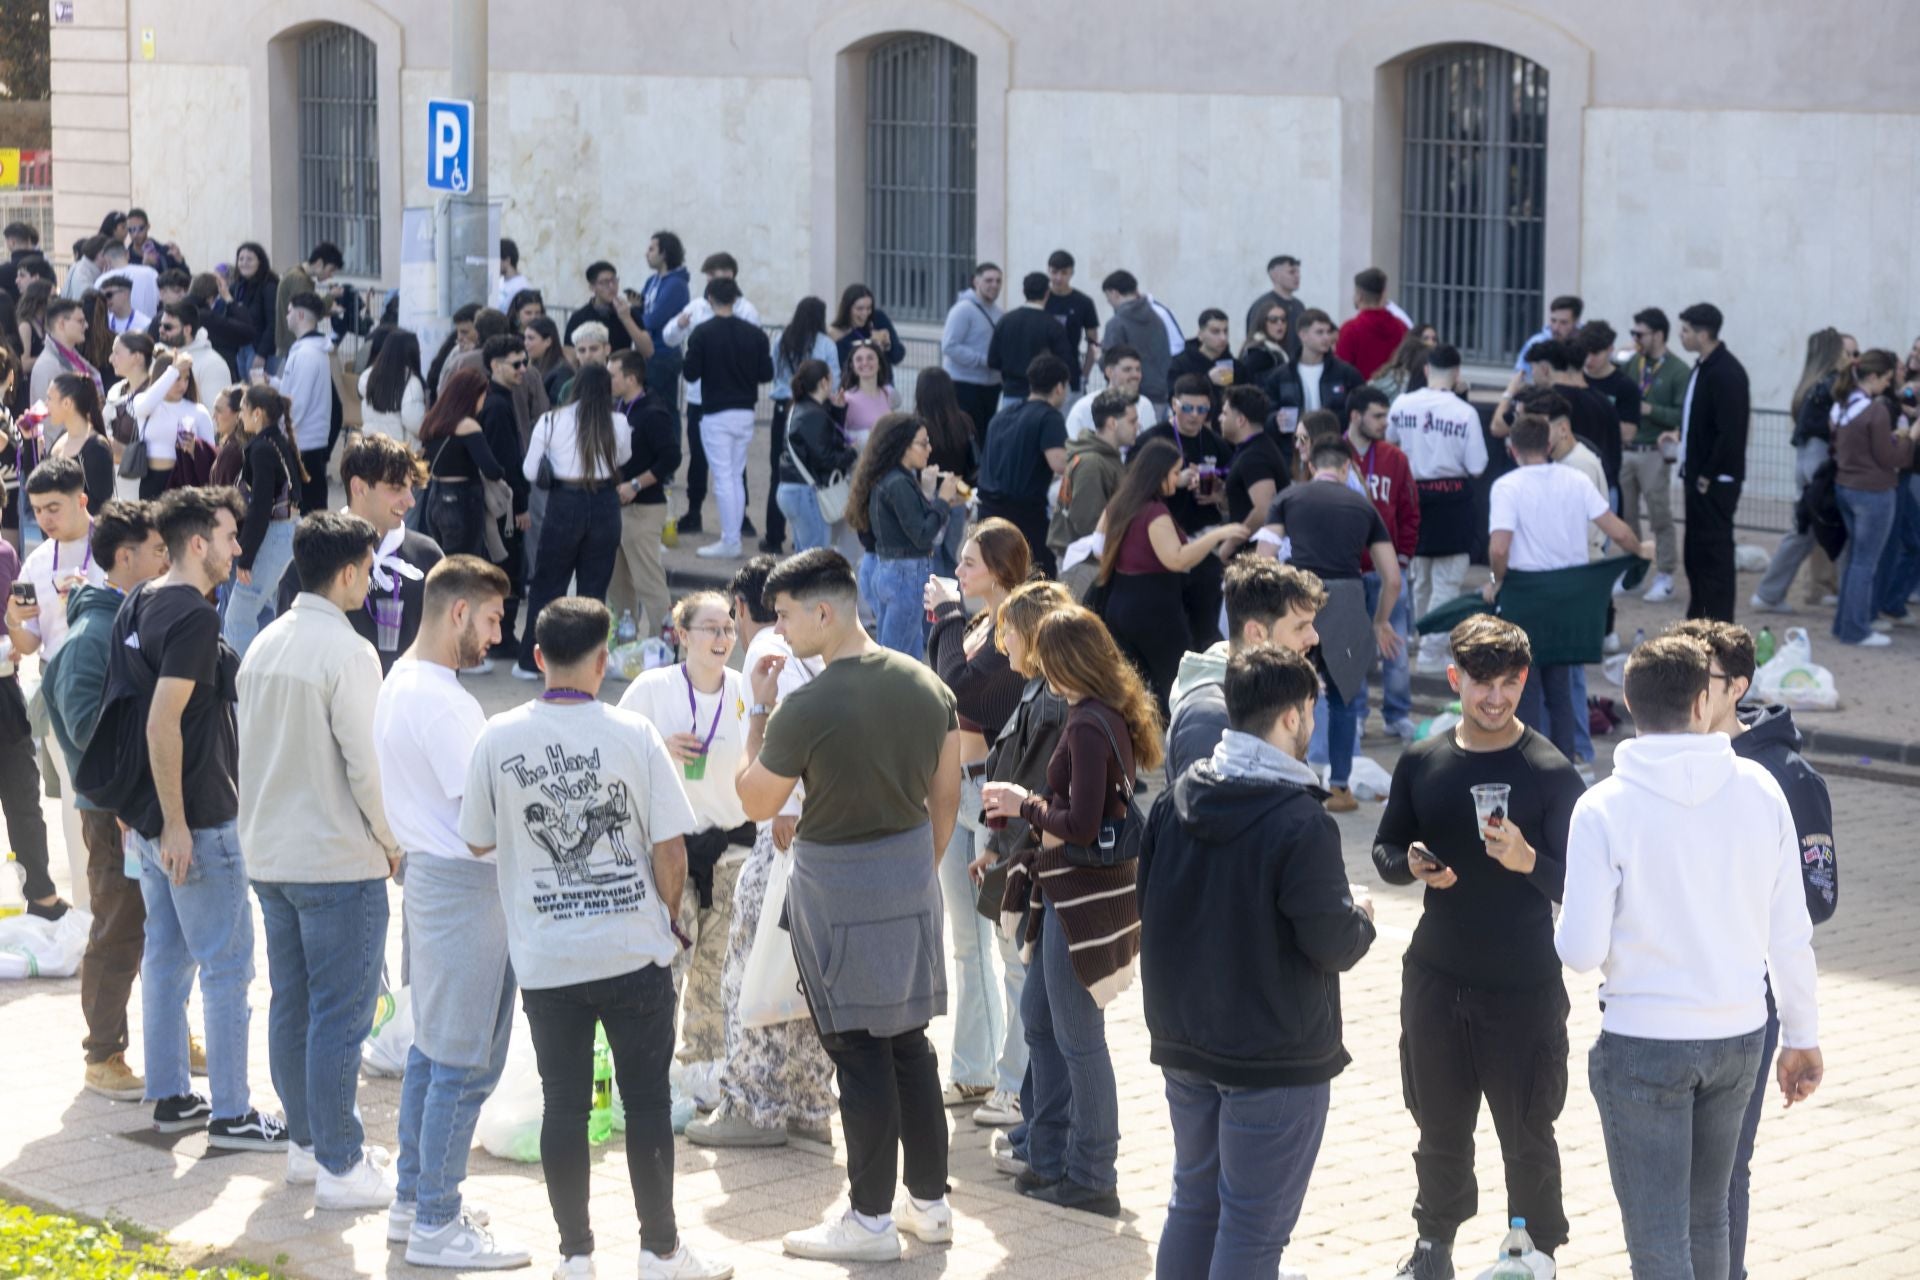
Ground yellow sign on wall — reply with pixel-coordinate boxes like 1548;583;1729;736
0;151;20;189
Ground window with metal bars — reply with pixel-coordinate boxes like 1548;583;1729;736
298;24;380;277
1399;45;1547;365
864;34;976;325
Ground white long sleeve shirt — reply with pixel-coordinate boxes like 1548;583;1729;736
132;366;217;463
182;331;233;411
1385;386;1488;480
663;294;761;406
275;331;334;451
522;402;632;485
1556;732;1819;1049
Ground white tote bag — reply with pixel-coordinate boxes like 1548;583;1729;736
738;851;809;1028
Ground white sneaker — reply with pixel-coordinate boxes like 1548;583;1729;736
1871;618;1894;633
973;1088;1021;1127
405;1210;530;1270
895;1197;953;1245
1749;592;1793;614
511;664;541;681
389;1199;490;1244
694;541;742;560
314;1145;397;1211
1642;574;1674;603
460;659;495;677
637;1242;734;1278
1602;631;1622;655
1854;632;1893;648
1821;593;1840;606
782;1212;902;1262
552;1257;595;1279
285;1142;317;1185
989;1130;1029;1177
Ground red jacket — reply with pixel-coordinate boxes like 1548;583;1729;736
1334;308;1408;379
1349;437;1419;572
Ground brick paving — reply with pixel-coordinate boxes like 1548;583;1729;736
3;694;1916;1278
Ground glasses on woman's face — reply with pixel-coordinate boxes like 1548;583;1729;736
687;624;738;641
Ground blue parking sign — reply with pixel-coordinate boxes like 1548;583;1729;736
426;98;474;193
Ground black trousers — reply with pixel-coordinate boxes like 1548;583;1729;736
1399;959;1571;1250
817;1023;950;1217
1181;552;1225;648
0;676;51;900
763;398;792;549
1104;570;1188;715
522;964;680;1259
954;381;1000;451
683;403;707;515
1683;479;1741;622
298;448;330;514
518;486;621;673
977;494;1054;579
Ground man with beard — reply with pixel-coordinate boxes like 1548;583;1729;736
374;556;530;1268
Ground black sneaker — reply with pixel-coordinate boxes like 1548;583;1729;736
1022;1175;1121;1218
207;1108;290;1152
26;898;69;921
1393;1239;1454;1279
741;515;758;538
757;537;784;555
152;1092;212;1133
1013;1168;1057;1194
678;513;705;535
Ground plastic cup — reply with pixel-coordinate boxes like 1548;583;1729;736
683;753;708;782
1471;783;1510;833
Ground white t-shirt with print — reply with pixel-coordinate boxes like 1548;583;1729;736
618;663;749;832
19;533;109;658
1489;461;1609;572
459;699;697;990
374;657;488;862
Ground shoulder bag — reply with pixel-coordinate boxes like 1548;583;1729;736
1059;710;1145;868
785;424;851;524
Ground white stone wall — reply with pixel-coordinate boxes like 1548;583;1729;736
1006;89;1345;343
128;63;254;268
399;69;813;318
1581;107;1920;409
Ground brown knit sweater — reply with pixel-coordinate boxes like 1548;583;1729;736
1000;845;1140;1009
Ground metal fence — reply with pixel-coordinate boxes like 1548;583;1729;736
1732;408;1796;533
0;191;54;252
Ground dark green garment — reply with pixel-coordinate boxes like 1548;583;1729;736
1415;554;1649;666
1624;353;1691;445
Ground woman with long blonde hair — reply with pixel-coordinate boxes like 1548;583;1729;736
980;606;1161;1217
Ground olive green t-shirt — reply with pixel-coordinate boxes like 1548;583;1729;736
759;649;958;845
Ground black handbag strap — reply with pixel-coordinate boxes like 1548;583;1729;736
1080;706;1137;811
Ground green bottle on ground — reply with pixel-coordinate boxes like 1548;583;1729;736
589;1022;614;1144
1756;626;1776;666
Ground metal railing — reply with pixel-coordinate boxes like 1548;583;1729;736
1732;408;1796;534
0;191;53;253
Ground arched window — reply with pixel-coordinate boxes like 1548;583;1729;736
864;34;976;323
298;23;380;276
1399;44;1546;362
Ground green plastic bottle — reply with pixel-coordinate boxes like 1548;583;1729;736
589;1023;613;1144
1756;626;1776;666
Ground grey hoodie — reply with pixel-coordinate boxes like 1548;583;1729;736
1101;296;1173;403
941;288;1002;386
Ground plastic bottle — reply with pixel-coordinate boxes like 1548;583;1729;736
589;1023;613;1144
1756;626;1776;666
616;610;640;648
1500;1218;1534;1257
1489;1248;1531;1280
0;853;23;918
1632;627;1646;649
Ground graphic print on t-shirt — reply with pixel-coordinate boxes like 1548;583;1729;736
503;744;649;909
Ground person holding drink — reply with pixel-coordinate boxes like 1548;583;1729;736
619;591;753;1078
1369;615;1587;1280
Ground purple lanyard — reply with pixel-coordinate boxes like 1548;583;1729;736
539;689;594;704
683;664;724;757
52;521;94;577
1637;357;1660;396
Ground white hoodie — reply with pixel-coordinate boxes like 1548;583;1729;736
1556;731;1818;1049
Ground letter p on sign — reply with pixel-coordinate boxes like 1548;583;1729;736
426;98;473;193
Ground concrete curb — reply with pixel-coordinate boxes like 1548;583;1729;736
668;556;1920;764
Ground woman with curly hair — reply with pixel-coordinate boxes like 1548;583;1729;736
846;412;960;655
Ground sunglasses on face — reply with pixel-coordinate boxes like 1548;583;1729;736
1176;403;1210;415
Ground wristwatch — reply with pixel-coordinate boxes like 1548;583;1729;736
749;703;774;718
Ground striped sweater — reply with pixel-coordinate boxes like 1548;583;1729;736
1000;845;1140;1009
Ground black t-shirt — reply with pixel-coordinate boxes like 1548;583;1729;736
276;529;443;672
139;581;239;831
1137;422;1228;534
1224;433;1289;526
1265;478;1387;580
1044;289;1101;389
1372;725;1583;989
977;400;1067;505
1565;384;1622;492
990;308;1075;399
563;300;634;353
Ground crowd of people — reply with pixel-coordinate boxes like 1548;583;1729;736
0;218;1855;1280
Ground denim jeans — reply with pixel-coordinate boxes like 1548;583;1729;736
1753;440;1833;607
1727;986;1780;1280
1833;485;1897;642
939;782;998;1090
1157;1069;1329;1280
867;554;932;657
1306;678;1360;787
253;878;390;1174
1358;570;1412;730
132;822;255;1118
1873;473;1920;619
1517;663;1578;760
395;990;516;1228
1021;900;1119;1191
1568;665;1594;764
222;518;294;660
775;481;830;551
1590;1028;1765;1280
518;485;621;672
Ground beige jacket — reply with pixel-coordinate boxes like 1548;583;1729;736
237;593;398;882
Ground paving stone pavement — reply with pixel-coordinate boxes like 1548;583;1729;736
2;717;1916;1278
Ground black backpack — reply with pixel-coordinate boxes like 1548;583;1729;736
74;586;163;837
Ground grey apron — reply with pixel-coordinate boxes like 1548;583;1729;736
1317;576;1374;703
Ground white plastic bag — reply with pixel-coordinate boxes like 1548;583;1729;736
475;1012;544;1162
361;981;412;1077
1752;627;1839;712
1734;542;1771;573
1310;755;1395;801
0;907;91;978
739;852;808;1028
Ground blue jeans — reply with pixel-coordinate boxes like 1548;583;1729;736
1590;1028;1765;1280
1568;665;1594;764
519;485;622;672
132;822;255;1118
866;554;932;658
1517;663;1578;761
1021;900;1119;1191
1727;986;1780;1280
1873;473;1920;618
221;518;294;660
775;481;831;551
1158;1070;1330;1280
1834;484;1897;642
1358;570;1412;729
938;777;1027;1093
254;878;390;1174
396;989;516;1228
1306;678;1360;787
